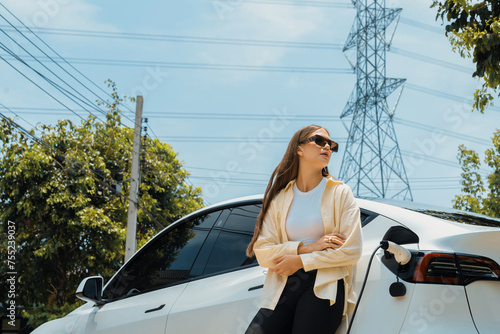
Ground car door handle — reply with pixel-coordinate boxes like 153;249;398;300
248;285;263;292
145;304;166;313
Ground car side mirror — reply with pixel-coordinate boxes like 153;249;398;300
76;276;104;305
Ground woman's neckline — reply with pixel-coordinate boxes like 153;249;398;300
294;177;326;196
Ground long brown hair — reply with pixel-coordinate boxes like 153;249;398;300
246;125;331;257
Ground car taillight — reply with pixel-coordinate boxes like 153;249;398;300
457;254;500;284
413;253;461;284
383;251;500;286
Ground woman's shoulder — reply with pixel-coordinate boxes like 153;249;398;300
268;182;294;209
326;177;345;188
326;178;355;196
273;186;289;202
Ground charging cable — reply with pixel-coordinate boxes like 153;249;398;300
346;244;381;334
346;241;411;333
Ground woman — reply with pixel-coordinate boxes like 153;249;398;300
245;125;363;334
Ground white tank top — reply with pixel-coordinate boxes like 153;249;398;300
286;177;327;245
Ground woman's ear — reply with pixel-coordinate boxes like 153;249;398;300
297;146;303;157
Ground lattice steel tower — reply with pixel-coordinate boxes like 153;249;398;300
339;0;413;200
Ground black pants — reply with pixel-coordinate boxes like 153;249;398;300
246;269;345;334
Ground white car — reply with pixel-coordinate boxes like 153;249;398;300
32;196;500;334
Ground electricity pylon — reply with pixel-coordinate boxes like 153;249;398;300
339;0;413;200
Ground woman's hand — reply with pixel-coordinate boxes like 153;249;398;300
269;234;346;275
269;255;303;276
298;233;346;254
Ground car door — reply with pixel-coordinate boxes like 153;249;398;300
70;210;225;334
166;203;265;334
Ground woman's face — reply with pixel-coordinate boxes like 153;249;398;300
297;128;332;169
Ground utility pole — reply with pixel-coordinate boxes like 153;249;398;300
124;96;143;263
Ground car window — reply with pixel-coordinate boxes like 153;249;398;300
190;210;231;277
102;210;222;300
222;204;261;233
360;208;378;227
203;204;260;276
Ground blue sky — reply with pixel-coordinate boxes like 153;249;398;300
0;0;499;209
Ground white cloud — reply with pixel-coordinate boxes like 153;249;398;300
240;4;325;39
194;3;327;83
1;0;116;31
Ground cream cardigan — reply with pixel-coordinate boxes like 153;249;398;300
253;177;363;319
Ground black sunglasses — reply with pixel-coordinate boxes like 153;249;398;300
299;135;339;152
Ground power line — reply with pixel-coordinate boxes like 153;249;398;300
208;0;353;8
186;176;482;191
5;107;494;147
0;3;164;147
0;24;478;81
0;15;445;40
0;52;87;122
161;136;488;173
393;117;491;146
401;149;460;168
186;175;484;191
0;41;109;124
186;165;483;183
390;46;472;74
400;149;492;175
0;54;353;73
145;126;159;144
0;16;112;120
406;83;500;113
0;24;343;50
186;174;481;191
0;5;151;144
0;103;37;129
7;108;342;123
188;175;268;187
0;24;472;77
138;112;341;121
186;165;271;177
0;3;138;123
399;17;444;35
3;57;492;112
0;42;149;151
0;11;125;124
0;27;142;148
156;136;348;143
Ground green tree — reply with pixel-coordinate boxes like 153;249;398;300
0;82;203;328
432;0;500;113
453;129;500;217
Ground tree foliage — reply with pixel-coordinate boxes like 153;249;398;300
0;82;203;328
453;129;500;217
432;0;500;113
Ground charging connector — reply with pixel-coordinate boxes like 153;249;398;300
380;240;411;265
